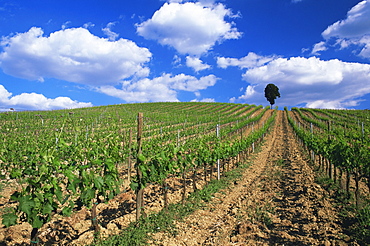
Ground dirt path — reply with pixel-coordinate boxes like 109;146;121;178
153;110;351;246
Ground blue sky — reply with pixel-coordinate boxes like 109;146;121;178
0;0;370;110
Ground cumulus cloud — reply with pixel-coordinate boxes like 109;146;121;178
0;27;152;86
186;56;211;72
231;56;370;109
136;1;241;55
217;52;278;69
0;84;92;110
322;0;370;59
98;73;219;103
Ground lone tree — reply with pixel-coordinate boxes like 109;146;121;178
264;83;280;108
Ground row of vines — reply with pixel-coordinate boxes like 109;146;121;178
286;107;370;204
0;102;275;245
285;106;370;242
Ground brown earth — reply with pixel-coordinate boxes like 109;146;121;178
0;110;357;245
151;110;355;246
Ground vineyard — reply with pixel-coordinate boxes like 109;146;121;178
0;102;369;245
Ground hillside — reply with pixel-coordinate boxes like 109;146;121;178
0;102;369;245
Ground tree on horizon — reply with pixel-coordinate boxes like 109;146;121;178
264;84;280;108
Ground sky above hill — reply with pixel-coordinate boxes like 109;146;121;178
0;0;370;110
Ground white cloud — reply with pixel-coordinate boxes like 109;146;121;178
171;73;218;91
186;56;211;72
98;80;178;103
102;22;119;41
305;99;359;109
232;56;370;109
322;0;370;59
322;0;370;39
230;85;256;103
191;98;215;102
136;1;241;55
244;57;346;85
98;73;219;103
311;41;327;55
0;84;92;110
217;52;278;69
0;27;152;86
0;84;12;103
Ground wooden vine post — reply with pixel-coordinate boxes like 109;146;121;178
128;128;132;183
181;169;187;204
91;202;99;235
216;124;220;180
30;228;39;246
327;120;335;181
136;112;144;221
163;181;169;210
